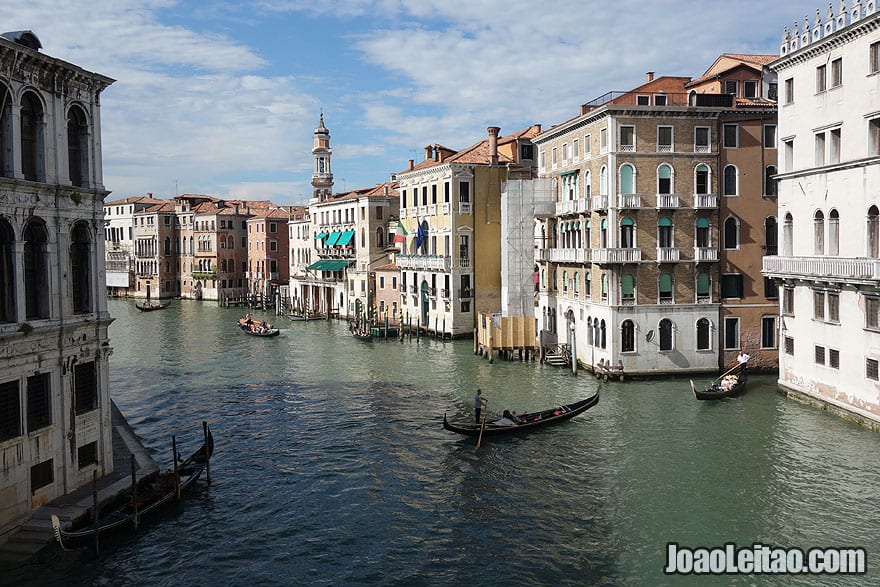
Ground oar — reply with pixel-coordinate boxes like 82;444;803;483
718;361;743;380
476;402;488;449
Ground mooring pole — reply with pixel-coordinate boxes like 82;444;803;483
92;470;99;557
131;455;139;529
203;421;211;486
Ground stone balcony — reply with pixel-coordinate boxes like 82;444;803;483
591;195;609;212
656;194;680;209
555;198;590;216
548;248;591;264
694;194;718;209
396;254;451;271
656;247;680;262
762;256;880;284
694;247;719;262
592;248;642;264
617;194;641;208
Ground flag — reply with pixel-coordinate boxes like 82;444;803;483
415;221;426;249
393;220;407;244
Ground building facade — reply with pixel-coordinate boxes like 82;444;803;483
103;195;163;296
764;2;880;423
0;31;115;535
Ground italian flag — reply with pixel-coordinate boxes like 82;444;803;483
393;220;407;244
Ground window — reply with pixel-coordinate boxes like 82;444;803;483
783;287;795;315
696;272;711;302
0;380;21;442
572;139;579;159
744;80;758;98
27;373;51;432
761;316;777;349
723;124;738;148
764;277;779;299
658;217;673;248
765;166;777;197
816;64;827;92
657;164;672;195
866;296;880;329
21;92;44;182
829;349;840;369
784;139;794;172
723;165;738;196
694;127;710;153
659;318;673;351
723;217;739;249
829;128;841;164
654;94;668;106
619;164;635;196
657;126;673;152
269;240;278;252
814;290;825;320
459;182;470;203
24;219;49;320
78;441;98;469
622;320;635;352
521;144;534;160
872;41;880;74
785;336;795;355
695;217;710;248
814;210;825;255
620;217;635;248
870;117;880;156
1;220;16;323
768;82;778;101
828;210;839;255
600;128;608;153
30;459;53;493
695;164;709;195
828;292;841;319
551;147;557;166
697;318;711;350
74;361;98;415
67;106;88;187
869;206;880;258
637;95;650;106
659;272;673;303
724;317;740;349
763;125;776;148
868;358;879;381
784;77;794;104
765;216;778;255
831;58;842;87
721;274;743;299
815;345;826;365
620;126;635;152
724;80;738;96
562;143;569;162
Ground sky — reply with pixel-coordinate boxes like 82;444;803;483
1;0;823;206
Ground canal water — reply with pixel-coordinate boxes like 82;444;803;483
6;299;880;586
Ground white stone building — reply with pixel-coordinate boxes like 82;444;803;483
0;31;115;535
764;2;880;424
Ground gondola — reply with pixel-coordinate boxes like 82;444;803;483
691;365;748;400
351;329;373;341
237;318;280;337
442;391;599;437
135;301;170;312
51;424;214;550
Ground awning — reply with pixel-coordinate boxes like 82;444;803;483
314;232;327;240
325;231;342;247
307;260;353;271
336;230;355;247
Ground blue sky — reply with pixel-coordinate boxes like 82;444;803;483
1;0;821;205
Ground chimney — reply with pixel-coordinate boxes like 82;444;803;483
424;145;433;161
433;145;439;162
146;192;152;198
408;159;414;171
488;126;500;165
646;71;655;83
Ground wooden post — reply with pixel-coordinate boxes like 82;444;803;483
92;470;99;557
131;455;139;529
172;435;181;500
203;420;211;485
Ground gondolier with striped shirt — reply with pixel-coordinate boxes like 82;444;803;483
474;389;487;423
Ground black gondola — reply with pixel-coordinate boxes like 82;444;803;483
135;301;170;312
691;364;748;400
351;330;373;341
442;392;599;437
51;424;214;549
237;318;280;337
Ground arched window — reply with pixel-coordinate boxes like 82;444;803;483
552;269;557;292
658;217;673;248
724;217;739;249
540;268;546;289
828;209;839;255
620;217;635;248
0;84;12;178
164;236;171;255
621;320;635;352
765;165;777;196
21;92;45;182
619;163;635;195
659;272;673;303
764;217;778;255
189;236;194;255
621;273;635;303
0;219;15;322
24;218;49;319
562;270;568;293
783;213;794;256
221;259;227;273
601;274;608;300
600;219;608;248
586;272;592;298
574;272;580;297
696;272;711;302
868;206;879;258
659;318;674;351
723;165;738;196
228;236;234;249
695;164;710;195
587;317;594;346
70;223;91;313
657;164;672;195
600;166;608;196
600;319;607;349
584;220;591;248
584;170;592;198
361;227;366;249
67;105;89;187
814;210;825;255
696;318;711;350
695;217;710;247
376;227;384;249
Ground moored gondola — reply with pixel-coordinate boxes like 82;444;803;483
442;391;599;437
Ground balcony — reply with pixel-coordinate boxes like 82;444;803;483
555;198;590;216
656;247;680;262
548;248;591;264
762;256;880;284
459;202;472;214
440;203;450;215
591;195;609;212
440;288;449;298
192;271;217;279
656;194;679;209
396;254;451;271
536;248;551;262
458;256;471;268
694;247;719;262
618;194;641;208
694;194;718;209
592;248;642;264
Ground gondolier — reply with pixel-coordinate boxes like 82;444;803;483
474;389;487;423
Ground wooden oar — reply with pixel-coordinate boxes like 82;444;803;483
476;403;488;449
718;361;744;380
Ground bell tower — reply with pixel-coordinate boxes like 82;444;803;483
311;112;333;202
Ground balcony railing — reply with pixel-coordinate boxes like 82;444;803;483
192;271;217;279
656;194;679;209
555;198;590;216
694;194;718;208
656;247;680;262
618;194;641;208
536;248;551;262
396;254;451;271
694;247;719;262
459;202;472;214
458;256;471;268
548;248;591;264
592;248;642;264
459;288;473;299
440;203;450;215
762;256;880;281
592;195;609;211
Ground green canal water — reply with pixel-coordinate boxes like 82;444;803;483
6;299;880;586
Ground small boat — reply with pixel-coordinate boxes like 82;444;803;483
51;424;214;549
691;364;748;400
351;329;373;341
135;301;169;312
237;318;280;337
442;392;599;437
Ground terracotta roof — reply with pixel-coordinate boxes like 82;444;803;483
104;195;164;206
400;125;541;173
374;262;398;271
687;53;777;87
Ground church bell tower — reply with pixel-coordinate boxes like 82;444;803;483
311;112;333;202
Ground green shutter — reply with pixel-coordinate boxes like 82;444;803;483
696;217;710;229
697;272;710;294
621;274;635;294
659;217;673;227
659;273;673;290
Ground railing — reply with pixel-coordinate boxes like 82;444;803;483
458;256;471;268
694;247;719;262
656;247;680;262
440;288;448;298
618;194;641;208
657;144;673;153
429;204;436;215
549;248;591;263
619;144;635;152
592;248;642;264
440;203;450;215
620;295;636;306
762;256;880;281
459;202;472;214
592;195;609;211
658;296;675;305
536;248;551;262
396;254;451;271
459;288;473;299
192;271;217;279
694;194;718;208
694;145;710;153
426;287;436;297
555;198;590;216
696;294;712;303
581;91;733;110
656;194;679;209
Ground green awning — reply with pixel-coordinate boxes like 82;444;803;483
325;231;342;247
336;230;355;246
307;260;352;271
314;232;327;239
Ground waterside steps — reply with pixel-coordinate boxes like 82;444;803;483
543;344;571;367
